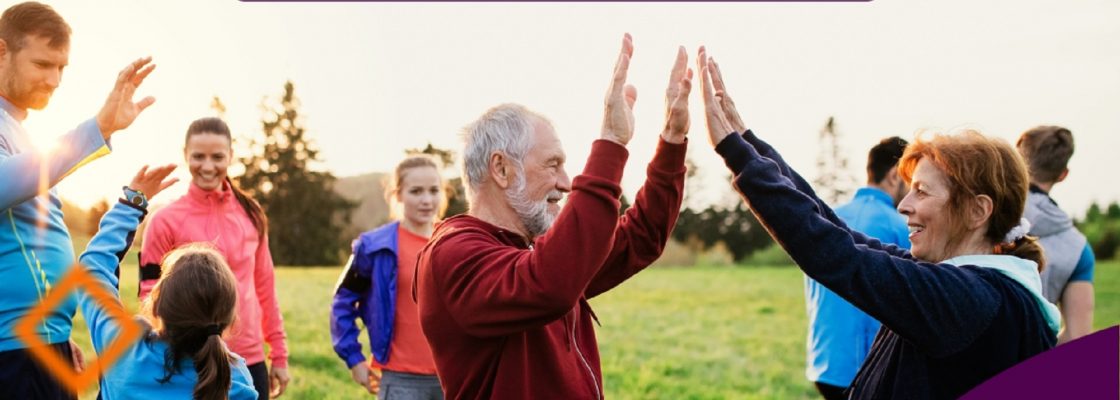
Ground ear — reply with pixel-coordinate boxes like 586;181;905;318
488;152;512;189
0;39;8;63
969;194;994;231
1056;168;1069;183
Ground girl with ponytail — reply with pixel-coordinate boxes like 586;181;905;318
77;164;256;399
140;117;290;399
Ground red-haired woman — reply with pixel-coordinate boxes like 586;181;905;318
697;50;1057;399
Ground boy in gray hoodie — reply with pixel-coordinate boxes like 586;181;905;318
1017;125;1097;344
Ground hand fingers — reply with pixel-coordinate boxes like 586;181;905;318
667;45;688;93
623;84;637;109
134;96;156;114
69;341;84;372
149;163;177;180
270;376;286;398
679;68;694;100
710;58;746;132
370;373;381;394
132;63;156;86
608;33;634;97
697;47;716;108
709;56;729;95
133;165;149;184
157;177;180;193
698;47;731;136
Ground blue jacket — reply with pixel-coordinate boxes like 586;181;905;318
805;187;910;387
330;221;400;368
0;96;109;352
79;201;257;399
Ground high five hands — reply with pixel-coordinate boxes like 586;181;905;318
600;34;694;147
698;46;747;147
96;57;157;140
601;35;757;149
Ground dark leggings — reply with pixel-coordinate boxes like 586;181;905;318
246;362;270;400
815;381;849;400
0;342;78;400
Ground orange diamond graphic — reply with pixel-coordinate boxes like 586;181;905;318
14;264;143;394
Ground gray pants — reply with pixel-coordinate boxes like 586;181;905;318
379;370;444;400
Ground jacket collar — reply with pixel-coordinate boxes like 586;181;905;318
187;179;233;203
0;95;27;122
943;254;1061;334
436;214;532;249
358;220;401;254
854;186;895;207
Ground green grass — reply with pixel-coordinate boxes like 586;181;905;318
68;255;1120;399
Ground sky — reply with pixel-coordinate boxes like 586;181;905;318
22;0;1120;217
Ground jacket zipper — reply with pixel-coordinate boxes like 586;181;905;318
570;313;601;400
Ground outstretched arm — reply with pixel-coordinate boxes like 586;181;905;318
0;120;109;209
79;165;177;351
424;34;639;337
697;52;998;356
587;46;691;297
700;50;912;260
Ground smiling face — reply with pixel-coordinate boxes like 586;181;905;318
396;165;443;229
185;132;232;191
0;35;68;110
506;120;571;237
897;158;956;262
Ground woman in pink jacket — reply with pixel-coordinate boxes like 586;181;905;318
140;117;290;399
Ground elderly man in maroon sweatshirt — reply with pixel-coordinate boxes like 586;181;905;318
416;34;692;400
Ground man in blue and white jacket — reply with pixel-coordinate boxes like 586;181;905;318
805;137;911;399
0;2;157;398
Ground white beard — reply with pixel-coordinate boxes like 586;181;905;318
506;172;560;238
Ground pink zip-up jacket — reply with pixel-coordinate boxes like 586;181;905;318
139;180;289;369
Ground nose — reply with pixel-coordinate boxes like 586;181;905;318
46;68;62;89
897;191;915;216
557;168;572;193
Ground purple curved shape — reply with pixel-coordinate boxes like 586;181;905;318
962;325;1119;399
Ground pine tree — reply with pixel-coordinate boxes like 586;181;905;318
813;116;857;205
234;81;357;266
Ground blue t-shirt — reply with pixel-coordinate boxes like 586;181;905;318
805;187;911;387
1070;244;1095;282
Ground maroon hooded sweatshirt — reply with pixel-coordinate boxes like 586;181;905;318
416;138;686;399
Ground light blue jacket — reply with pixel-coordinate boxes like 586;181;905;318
805;187;910;387
80;201;257;399
0;96;109;352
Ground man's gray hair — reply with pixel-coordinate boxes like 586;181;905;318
460;103;550;198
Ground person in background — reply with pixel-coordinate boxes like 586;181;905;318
805;136;910;400
1017;125;1096;344
140;117;290;399
331;155;448;399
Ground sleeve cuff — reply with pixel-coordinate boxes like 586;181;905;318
714;131;753;172
649;137;688;174
81;118;112;152
582;139;630;184
343;353;365;369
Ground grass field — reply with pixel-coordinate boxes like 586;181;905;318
69;253;1120;399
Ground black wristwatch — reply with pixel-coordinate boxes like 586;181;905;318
122;186;148;209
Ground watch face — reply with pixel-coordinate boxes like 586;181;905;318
131;196;144;206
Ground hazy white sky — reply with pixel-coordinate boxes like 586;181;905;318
24;0;1120;217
